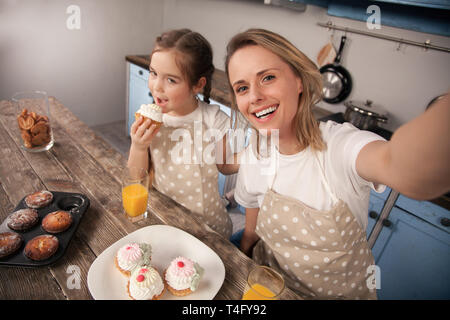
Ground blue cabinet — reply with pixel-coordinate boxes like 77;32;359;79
366;188;450;299
127;63;153;136
324;0;450;36
371;206;450;299
396;194;450;234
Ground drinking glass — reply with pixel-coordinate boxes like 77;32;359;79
242;265;285;300
12;90;54;152
121;167;149;222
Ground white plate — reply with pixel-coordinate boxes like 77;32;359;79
87;225;225;300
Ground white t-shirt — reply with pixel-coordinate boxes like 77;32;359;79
234;121;386;230
162;100;230;137
159;100;230;165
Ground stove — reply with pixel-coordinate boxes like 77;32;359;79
319;112;392;141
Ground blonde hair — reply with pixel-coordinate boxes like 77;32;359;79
225;28;325;151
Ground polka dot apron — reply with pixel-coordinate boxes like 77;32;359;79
252;153;377;300
150;109;232;239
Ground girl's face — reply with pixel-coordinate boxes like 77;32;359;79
228;45;303;139
149;49;201;116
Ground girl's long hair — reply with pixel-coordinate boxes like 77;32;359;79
151;29;215;103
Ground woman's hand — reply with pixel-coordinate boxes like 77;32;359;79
356;93;450;200
240;207;260;256
240;229;260;257
130;116;160;151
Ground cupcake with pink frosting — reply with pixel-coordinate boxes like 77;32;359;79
127;265;165;300
164;256;204;296
114;242;152;277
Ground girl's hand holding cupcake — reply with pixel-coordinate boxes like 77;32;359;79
130;115;160;152
129;115;161;173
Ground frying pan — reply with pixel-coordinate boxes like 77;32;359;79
320;35;352;104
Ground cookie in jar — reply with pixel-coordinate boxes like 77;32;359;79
12;91;54;152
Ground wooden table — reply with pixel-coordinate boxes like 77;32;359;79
0;97;300;300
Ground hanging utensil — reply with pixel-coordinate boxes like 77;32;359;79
320;35;352;104
317;40;337;68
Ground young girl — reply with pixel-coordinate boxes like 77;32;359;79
225;28;449;299
128;29;237;239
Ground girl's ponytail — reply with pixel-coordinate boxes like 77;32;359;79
202;65;215;104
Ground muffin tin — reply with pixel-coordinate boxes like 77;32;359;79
0;191;90;267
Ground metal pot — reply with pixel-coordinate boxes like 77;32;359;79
343;100;388;131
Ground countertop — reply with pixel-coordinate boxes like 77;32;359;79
0;97;301;300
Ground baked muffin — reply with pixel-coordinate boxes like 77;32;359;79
42;210;73;233
135;103;162;129
165;256;204;296
25;190;53;208
0;232;23;258
24;234;59;261
6;208;39;231
127;265;165;300
114;242;152;277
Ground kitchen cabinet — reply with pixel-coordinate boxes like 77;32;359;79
374;0;450;9
372;205;450;299
308;0;450;36
367;189;450;299
126;62;153;136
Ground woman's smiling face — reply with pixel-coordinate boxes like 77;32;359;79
228;45;303;138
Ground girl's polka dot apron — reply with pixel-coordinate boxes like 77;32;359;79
252;153;377;300
150;109;232;239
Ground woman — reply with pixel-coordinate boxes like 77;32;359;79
225;28;449;299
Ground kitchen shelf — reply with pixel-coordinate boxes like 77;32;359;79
318;21;450;53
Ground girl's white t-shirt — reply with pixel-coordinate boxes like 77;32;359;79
234;121;387;230
162;100;230;137
161;100;230;164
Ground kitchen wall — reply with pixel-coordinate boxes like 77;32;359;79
1;0;448;131
161;0;450;131
0;0;164;126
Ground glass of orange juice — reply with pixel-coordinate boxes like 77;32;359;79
242;265;285;300
121;167;149;222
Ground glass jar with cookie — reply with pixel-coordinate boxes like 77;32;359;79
12;91;54;152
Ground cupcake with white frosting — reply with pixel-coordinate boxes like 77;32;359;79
114;242;151;277
127;265;165;300
165;256;204;296
135;103;162;129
